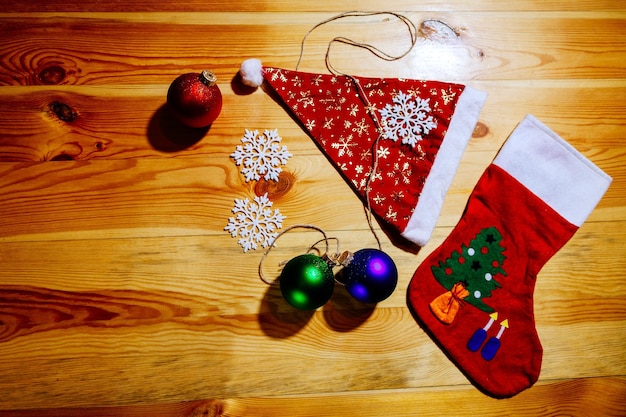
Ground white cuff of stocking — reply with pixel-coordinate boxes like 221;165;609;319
493;114;612;227
401;85;488;246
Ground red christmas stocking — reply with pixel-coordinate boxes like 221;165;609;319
407;115;611;397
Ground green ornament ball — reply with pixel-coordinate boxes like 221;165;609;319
279;254;335;310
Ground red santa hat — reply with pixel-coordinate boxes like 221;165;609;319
240;59;487;246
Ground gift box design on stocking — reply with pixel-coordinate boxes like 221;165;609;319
408;115;612;398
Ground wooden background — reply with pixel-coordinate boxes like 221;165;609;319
0;1;624;415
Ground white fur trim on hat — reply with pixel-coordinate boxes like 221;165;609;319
401;85;488;246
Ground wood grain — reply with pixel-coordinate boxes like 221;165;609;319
0;12;624;86
0;1;624;415
0;0;623;12
0;377;624;416
0;81;625;162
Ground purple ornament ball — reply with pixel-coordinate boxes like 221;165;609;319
341;249;398;303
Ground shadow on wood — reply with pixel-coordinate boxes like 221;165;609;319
258;279;314;338
147;104;209;152
323;284;375;332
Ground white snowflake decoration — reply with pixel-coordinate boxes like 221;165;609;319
378;91;438;148
224;193;286;252
231;129;292;182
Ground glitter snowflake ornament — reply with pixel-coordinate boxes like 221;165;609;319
231;129;292;182
379;91;438;148
224;193;286;252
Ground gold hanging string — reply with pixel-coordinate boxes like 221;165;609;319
351;78;385;251
258;224;340;285
296;11;418;73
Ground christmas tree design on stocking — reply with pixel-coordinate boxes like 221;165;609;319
408;115;612;397
429;226;506;324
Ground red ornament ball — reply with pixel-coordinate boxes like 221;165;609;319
167;70;223;128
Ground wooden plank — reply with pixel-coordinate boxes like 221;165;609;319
0;311;623;408
0;221;623;313
0;377;623;415
0;149;621;241
0;0;623;13
0;12;624;87
0;377;626;417
0;80;624;162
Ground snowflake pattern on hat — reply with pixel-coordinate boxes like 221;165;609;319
262;67;465;237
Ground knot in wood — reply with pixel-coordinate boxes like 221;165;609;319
420;20;460;44
49;101;78;122
254;170;294;200
189;400;226;417
472;121;489;138
37;65;67;85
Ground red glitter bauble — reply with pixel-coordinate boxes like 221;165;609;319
167;70;223;128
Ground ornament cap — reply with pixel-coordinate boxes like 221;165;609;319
200;70;217;86
321;250;354;270
337;250;354;267
320;253;336;269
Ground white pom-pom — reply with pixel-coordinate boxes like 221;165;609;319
240;59;264;88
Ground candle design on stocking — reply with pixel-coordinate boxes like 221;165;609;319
467;312;498;352
481;319;509;361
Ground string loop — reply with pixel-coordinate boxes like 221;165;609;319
258;224;340;285
296;11;418;75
